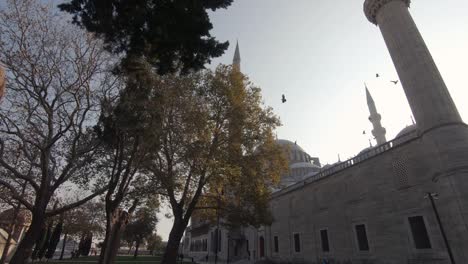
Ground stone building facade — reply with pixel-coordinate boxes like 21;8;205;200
0;209;31;261
183;0;468;263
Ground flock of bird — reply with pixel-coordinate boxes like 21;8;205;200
376;73;399;85
280;73;399;104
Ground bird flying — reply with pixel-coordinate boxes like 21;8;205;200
282;94;286;103
376;73;380;78
391;80;399;85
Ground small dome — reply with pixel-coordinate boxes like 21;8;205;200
322;160;343;170
303;170;320;178
358;146;374;155
396;124;418;138
290;162;320;169
288;162;320;177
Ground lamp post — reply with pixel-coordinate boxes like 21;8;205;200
425;192;455;264
197;192;223;264
214;196;220;264
226;234;230;264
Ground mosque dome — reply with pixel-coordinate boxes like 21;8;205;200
275;139;314;165
290;162;320;169
276;139;322;186
290;162;321;180
276;139;306;153
396;124;418;138
358;146;374;156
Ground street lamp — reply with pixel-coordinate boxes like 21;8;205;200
196;191;223;264
214;195;220;264
425;192;455;264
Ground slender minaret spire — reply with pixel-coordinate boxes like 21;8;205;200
366;85;387;145
233;40;241;72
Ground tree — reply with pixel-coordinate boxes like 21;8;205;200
144;65;287;264
60;201;105;259
31;224;46;261
45;218;63;259
37;222;52;260
78;232;93;257
146;234;164;256
123;207;158;258
94;58;162;264
0;1;115;262
58;0;233;74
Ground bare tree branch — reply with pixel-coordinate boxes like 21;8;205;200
0;179;33;211
45;186;108;217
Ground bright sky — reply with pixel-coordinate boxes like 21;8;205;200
156;0;468;240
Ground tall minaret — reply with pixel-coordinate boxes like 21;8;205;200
364;0;462;133
233;41;241;72
366;86;387;145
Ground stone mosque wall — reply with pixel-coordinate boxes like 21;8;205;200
265;135;460;264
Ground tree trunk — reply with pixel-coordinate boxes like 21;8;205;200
133;241;140;259
59;232;68;260
9;209;47;264
98;209;130;264
161;218;188;264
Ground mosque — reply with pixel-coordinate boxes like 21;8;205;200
182;0;468;263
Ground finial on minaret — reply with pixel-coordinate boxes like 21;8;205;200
365;85;387;145
233;40;241;72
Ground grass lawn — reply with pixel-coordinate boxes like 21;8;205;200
36;255;190;264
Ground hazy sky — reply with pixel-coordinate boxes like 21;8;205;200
155;0;468;240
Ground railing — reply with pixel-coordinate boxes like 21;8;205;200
273;130;419;197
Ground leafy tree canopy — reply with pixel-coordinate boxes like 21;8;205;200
146;233;164;253
62;202;105;237
123;207;158;248
193;68;288;228
143;65;287;263
59;0;233;74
